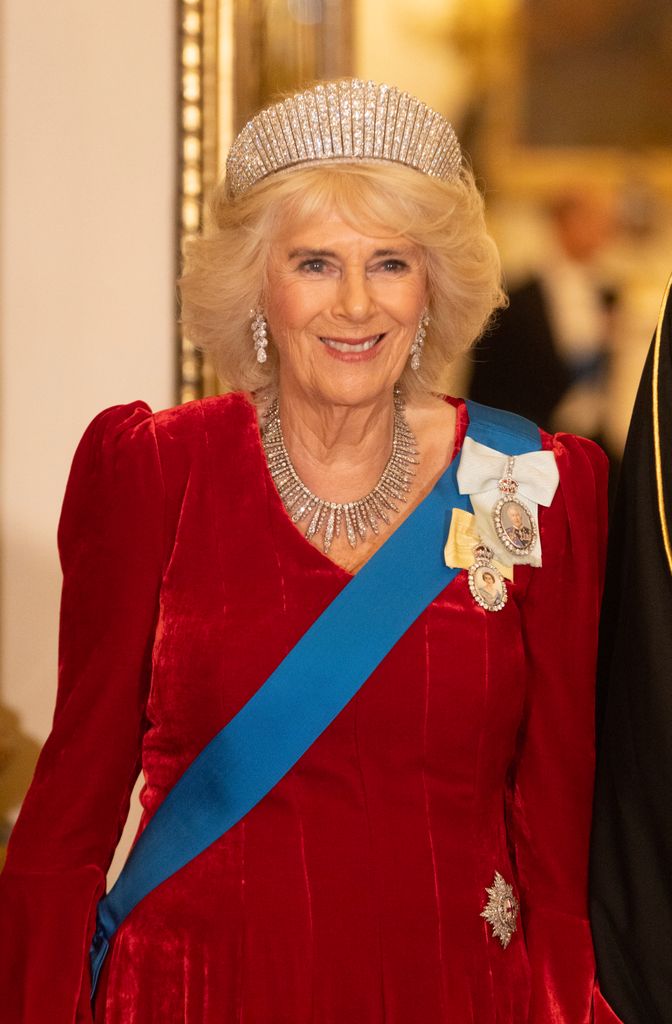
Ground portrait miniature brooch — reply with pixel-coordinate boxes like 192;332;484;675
481;871;519;948
492;456;537;557
468;543;507;612
444;508;513;613
456;437;560;569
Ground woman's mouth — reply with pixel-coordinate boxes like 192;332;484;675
319;333;384;357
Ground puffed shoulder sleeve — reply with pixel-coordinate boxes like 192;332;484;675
0;402;165;1023
509;433;622;1023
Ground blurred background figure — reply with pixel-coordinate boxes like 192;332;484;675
469;188;619;457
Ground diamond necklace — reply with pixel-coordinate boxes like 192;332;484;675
262;392;420;555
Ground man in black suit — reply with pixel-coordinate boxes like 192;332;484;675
590;277;672;1024
469;190;618;446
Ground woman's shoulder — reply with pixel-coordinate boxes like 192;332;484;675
79;391;256;455
540;425;609;484
463;395;608;478
462;399;609;543
534;427;609;569
152;393;259;482
67;393;258;508
152;390;254;431
62;392;259;548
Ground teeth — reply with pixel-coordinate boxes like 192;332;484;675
321;335;381;353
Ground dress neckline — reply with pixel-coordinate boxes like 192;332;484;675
245;393;470;579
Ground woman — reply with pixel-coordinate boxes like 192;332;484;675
0;79;620;1023
475;569;504;609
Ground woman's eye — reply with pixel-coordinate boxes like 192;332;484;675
299;259;327;274
378;259;408;273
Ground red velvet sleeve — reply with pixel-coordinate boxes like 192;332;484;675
510;433;621;1023
0;402;165;1022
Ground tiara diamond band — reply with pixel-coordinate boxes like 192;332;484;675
226;79;462;198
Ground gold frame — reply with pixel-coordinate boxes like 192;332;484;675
653;272;672;576
177;0;233;402
480;7;672;199
177;0;353;402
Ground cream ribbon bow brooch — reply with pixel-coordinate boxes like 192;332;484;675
454;436;560;569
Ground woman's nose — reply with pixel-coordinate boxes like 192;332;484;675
333;270;376;321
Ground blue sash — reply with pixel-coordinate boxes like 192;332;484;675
90;401;541;998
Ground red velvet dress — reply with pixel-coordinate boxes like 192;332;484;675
0;393;620;1023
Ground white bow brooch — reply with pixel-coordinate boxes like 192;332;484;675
456;436;560;567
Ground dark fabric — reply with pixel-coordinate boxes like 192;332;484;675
468;279;574;433
469;277;616;445
590;284;672;1024
0;393;619;1023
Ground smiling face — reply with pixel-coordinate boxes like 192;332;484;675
264;209;428;409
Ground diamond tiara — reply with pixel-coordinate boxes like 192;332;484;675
225;78;462;199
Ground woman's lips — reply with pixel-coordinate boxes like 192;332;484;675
319;333;385;361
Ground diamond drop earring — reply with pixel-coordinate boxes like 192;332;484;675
250;309;268;364
410;310;430;372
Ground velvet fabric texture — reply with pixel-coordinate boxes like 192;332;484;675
0;393;620;1023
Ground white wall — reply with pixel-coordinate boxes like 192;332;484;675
0;0;175;840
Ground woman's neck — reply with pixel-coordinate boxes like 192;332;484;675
275;386;398;503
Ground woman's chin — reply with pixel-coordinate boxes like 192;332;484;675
309;370;401;409
311;348;406;406
277;340;408;409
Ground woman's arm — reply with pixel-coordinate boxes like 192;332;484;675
509;432;621;1023
0;402;165;1023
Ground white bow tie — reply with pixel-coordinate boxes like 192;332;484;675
456;437;560;567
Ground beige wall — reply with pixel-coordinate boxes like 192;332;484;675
0;0;175;859
355;0;474;124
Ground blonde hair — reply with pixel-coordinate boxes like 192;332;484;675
179;161;505;396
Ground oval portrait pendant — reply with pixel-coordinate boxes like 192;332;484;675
468;543;508;612
492;457;537;557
